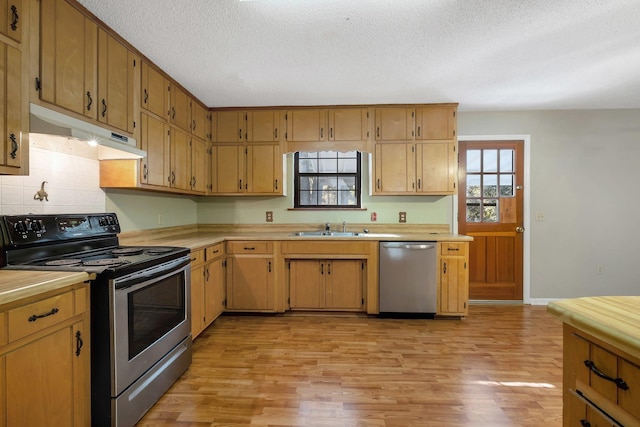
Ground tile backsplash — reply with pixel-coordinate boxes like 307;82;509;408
0;136;106;215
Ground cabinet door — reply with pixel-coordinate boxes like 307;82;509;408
226;257;273;310
0;41;22;169
415;142;456;194
191;101;209;140
0;0;22;42
190;263;205;338
169;83;191;132
140;112;169;187
286;109;327;142
328;108;368;141
169;127;191;190
98;29;134;133
374;108;414;141
416;106;456;140
210;144;244;193
214;111;243;142
40;0;97;119
247;110;280;142
206;257;225;321
190;137;207;193
439;257;468;315
141;61;168;119
246;144;282;194
5;321;88;427
326;260;363;310
373;143;414;194
289;260;325;309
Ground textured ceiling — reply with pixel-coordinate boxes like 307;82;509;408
76;0;640;111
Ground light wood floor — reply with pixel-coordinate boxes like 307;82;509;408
137;305;563;426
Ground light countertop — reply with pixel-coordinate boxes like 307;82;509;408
0;270;94;308
547;296;640;360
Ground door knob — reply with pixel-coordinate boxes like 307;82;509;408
515;226;525;233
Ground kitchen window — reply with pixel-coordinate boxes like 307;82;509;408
294;151;361;208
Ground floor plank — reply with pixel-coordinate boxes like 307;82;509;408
137;305;563;426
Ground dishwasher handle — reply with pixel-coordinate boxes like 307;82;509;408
381;242;435;250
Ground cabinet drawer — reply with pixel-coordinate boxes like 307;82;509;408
190;249;205;266
206;243;224;260
440;242;466;256
227;241;273;254
8;291;74;342
282;241;369;255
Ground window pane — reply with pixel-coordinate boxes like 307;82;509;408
483;174;498;197
467;150;481;173
299;157;317;173
500;150;514;172
339;176;356;190
466;200;481;222
499;174;514;197
338;158;357;172
338;151;357;158
318;159;337;173
466;174;481;197
319;189;337;205
483;199;499;222
483;149;497;172
318;176;337;191
338;190;357;205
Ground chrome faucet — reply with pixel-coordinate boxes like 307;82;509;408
325;222;331;232
342;221;347;232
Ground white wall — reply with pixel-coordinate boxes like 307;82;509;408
458;109;640;300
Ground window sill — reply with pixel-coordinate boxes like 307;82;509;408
288;207;368;211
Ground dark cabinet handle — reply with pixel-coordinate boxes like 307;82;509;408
580;420;590;427
28;307;59;322
243;247;255;251
320;263;324;275
238;129;242;140
143;88;148;104
584;360;629;390
327;263;331;275
171;107;176;119
417;126;421;137
86;91;92;111
268;261;271;272
171;171;175;184
9;133;18;159
376;127;380;137
35;77;41;91
418;178;421;189
377;178;381;189
192;120;196;131
448;247;460;251
143;164;148;179
239;179;242;190
330;128;333;138
275;179;278;190
274;128;278;139
443;262;447;274
75;330;84;356
320;128;324;138
101;99;107;117
10;5;19;31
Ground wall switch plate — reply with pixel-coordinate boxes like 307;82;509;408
399;212;407;223
266;211;273;222
371;212;377;222
535;212;545;222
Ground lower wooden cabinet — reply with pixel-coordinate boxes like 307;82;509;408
190;243;225;339
0;282;90;427
563;324;640;426
437;242;469;317
289;259;364;311
225;241;275;311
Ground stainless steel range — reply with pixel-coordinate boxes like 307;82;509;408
0;213;192;427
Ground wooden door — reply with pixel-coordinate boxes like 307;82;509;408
140;112;169;187
289;260;324;309
141;61;168;119
0;40;21;169
210;145;244;193
325;260;363;310
98;29;133;133
415;142;456;194
247;110;280;142
439;256;468;315
246;144;281;194
169;127;190;190
286;109;327;142
0;0;22;42
214;111;243;142
208;257;225;320
458;141;524;300
328;108;368;141
415;106;456;140
374;108;414;141
191;101;209;140
226;257;273;310
169;83;190;132
373;143;414;194
190;137;207;193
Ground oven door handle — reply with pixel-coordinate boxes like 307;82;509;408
114;257;190;290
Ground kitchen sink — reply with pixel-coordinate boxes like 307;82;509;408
289;231;360;237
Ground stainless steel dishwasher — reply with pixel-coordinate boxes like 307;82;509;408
379;241;437;317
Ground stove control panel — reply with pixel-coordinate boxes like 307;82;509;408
0;213;121;245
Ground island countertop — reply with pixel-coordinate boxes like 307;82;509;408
547;296;640;360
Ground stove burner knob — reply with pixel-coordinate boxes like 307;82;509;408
31;220;44;232
14;220;27;233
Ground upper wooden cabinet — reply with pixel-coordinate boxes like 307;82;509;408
328;108;369;142
191;101;210;141
97;28;136;134
213;110;280;143
0;0;23;42
169;82;190;132
139;112;169;188
141;60;168;120
0;39;24;173
39;0;97;120
285;109;326;142
415;106;456;140
374;108;415;141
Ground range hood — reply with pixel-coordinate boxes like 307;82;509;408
29;103;147;160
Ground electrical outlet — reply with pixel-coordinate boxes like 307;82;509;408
399;212;407;223
157;214;163;224
266;211;273;222
371;212;377;222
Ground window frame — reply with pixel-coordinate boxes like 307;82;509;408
293;151;362;209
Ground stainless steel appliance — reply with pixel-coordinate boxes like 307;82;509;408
379;241;437;317
0;213;192;427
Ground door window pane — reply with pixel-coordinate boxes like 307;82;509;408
500;150;514;172
466;174;481;197
483;174;498;197
467;150;481;173
483;199;499;222
466;200;481;222
499;174;514;196
483;150;498;172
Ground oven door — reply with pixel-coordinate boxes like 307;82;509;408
111;256;191;396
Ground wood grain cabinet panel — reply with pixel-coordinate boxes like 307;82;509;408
169;83;191;132
226;241;275;312
437;242;468;317
139;112;170;187
0;0;22;42
141;60;168;119
374;108;415;141
415;106;456;140
0;39;23;172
